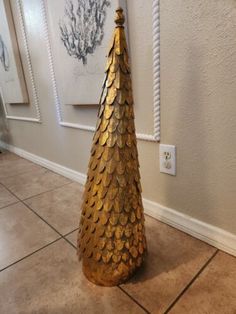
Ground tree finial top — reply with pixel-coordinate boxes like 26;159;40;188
115;7;125;27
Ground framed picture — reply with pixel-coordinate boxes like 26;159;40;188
45;0;127;106
0;0;28;104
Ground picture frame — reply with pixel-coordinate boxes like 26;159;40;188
45;0;128;106
0;0;28;104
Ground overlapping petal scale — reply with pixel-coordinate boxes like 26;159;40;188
78;11;147;277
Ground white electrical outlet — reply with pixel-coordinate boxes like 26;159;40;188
160;144;176;176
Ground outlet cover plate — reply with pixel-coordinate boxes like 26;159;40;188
160;144;176;176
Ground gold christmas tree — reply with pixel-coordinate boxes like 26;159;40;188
77;7;147;287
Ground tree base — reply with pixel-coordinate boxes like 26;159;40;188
82;257;141;287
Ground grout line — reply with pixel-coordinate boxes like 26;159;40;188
0;169;79;239
22;181;73;201
1;180;79;249
0;173;73;207
0;164;48;181
0;200;20;210
118;286;150;314
0;155;75;197
0;237;62;272
0;180;72;203
24;202;78;250
0;182;74;206
0;154;81;271
0;182;27;202
63;236;77;250
63;228;80;250
0;180;63;229
22;201;65;236
23;199;79;250
0;200;79;272
63;227;79;237
164;249;219;314
22;202;80;246
0;180;72;210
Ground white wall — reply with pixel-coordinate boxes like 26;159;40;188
0;0;235;241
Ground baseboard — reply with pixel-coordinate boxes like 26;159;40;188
0;141;87;184
143;199;236;257
1;140;235;257
0;140;8;150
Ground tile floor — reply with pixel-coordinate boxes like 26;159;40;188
0;150;235;314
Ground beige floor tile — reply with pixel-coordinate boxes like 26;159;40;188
0;240;146;314
25;182;83;235
121;215;217;313
66;230;78;247
169;251;236;314
0;184;18;209
0;202;59;270
0;168;71;200
0;156;42;179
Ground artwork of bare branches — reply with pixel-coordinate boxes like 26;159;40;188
46;0;127;105
0;0;28;104
59;0;110;65
0;34;10;71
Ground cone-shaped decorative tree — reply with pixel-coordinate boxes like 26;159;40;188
77;7;147;287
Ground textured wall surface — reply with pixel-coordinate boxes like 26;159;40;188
1;0;236;234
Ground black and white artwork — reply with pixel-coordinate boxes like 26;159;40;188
0;0;28;104
0;34;10;71
59;0;110;65
46;0;127;105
